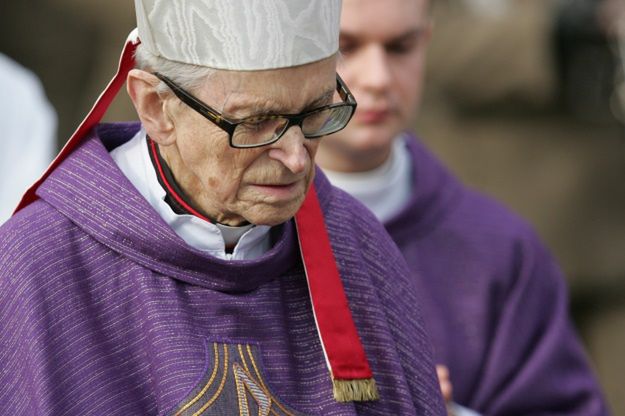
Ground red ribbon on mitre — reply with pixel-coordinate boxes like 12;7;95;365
14;29;141;214
12;30;378;403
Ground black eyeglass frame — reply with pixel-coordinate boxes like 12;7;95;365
154;72;357;149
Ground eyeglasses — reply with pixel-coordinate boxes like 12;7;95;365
154;72;357;149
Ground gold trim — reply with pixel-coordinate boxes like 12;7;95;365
238;345;253;376
192;345;229;416
233;363;248;416
176;343;220;415
246;345;266;390
246;346;296;416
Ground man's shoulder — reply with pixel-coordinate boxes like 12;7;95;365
396;135;554;287
1;198;72;238
416;180;551;284
0;200;84;279
457;186;537;241
406;134;539;245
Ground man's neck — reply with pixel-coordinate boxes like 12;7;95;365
321;136;413;223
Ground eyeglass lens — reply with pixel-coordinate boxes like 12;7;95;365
231;106;354;147
301;106;354;137
232;118;290;147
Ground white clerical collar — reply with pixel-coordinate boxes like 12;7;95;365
110;128;272;260
322;136;412;223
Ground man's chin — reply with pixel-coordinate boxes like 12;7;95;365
243;199;303;227
338;124;399;154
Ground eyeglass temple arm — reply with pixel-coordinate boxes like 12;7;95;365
336;74;355;103
154;72;229;127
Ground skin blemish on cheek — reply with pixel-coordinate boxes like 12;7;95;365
207;177;219;188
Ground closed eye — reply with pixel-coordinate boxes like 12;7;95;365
386;30;423;55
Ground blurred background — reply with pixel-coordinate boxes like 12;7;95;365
1;0;623;412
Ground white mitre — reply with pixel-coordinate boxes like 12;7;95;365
134;0;341;71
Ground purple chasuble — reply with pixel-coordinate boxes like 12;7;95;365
384;135;609;415
0;123;445;415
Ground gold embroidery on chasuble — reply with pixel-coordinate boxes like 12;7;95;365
169;343;308;416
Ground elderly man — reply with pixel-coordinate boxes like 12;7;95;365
316;0;609;415
0;1;446;415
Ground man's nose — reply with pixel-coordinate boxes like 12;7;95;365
358;44;392;93
267;126;309;175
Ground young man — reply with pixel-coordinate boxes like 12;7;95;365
317;0;609;414
0;1;446;414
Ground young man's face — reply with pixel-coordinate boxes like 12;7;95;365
317;0;431;171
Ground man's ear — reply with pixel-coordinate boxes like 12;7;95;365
127;69;176;145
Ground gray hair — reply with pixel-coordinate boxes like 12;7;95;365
134;44;216;95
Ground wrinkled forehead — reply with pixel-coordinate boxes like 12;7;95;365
201;55;338;116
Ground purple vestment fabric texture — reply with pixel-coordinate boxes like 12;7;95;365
0;123;445;416
384;135;609;415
